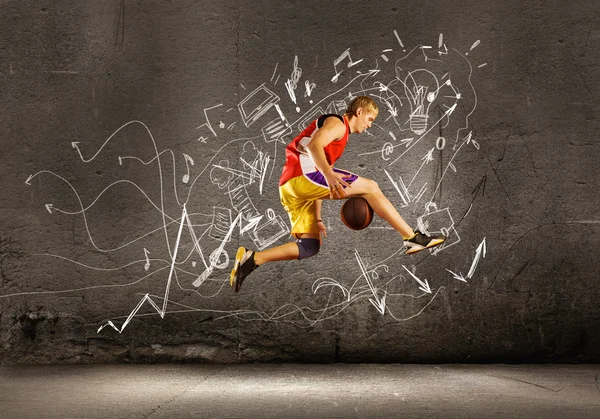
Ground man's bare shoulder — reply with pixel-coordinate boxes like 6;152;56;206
320;115;346;138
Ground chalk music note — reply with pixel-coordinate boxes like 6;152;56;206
182;153;195;184
143;248;150;271
331;48;364;83
304;80;316;97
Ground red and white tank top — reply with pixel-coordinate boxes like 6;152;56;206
279;114;350;186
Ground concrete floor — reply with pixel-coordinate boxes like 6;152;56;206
0;364;598;418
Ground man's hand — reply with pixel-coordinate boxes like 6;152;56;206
324;170;353;199
318;220;327;243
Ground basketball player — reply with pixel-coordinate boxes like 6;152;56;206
230;96;445;292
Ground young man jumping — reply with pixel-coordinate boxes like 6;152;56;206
230;96;445;292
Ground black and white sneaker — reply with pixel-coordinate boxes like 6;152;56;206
404;230;446;255
230;246;258;292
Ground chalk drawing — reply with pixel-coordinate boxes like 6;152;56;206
331;48;364;83
238;84;280;127
284;55;302;104
14;30;488;331
182;153;194;184
196;103;223;139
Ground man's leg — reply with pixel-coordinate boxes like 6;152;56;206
303;168;413;239
338;176;445;254
253;232;320;265
230;232;320;292
341;177;414;238
230;175;326;292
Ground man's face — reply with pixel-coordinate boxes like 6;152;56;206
356;108;377;133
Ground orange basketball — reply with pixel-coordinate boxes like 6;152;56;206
340;197;374;230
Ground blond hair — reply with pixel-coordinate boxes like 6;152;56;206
344;96;378;117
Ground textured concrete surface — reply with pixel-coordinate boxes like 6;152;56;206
1;364;599;418
1;0;599;363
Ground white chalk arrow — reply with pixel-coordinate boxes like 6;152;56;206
400;137;415;148
369;292;386;315
71;142;90;162
71;142;88;163
423;147;435;163
239;215;263;235
45;204;53;214
467;237;487;279
446;103;457;116
446;269;467;282
402;265;432;294
408;147;435;188
465;131;473;145
70;121;160;164
355;250;386;315
25;175;33;185
477;237;487;256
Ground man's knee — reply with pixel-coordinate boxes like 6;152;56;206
296;238;320;260
362;178;381;194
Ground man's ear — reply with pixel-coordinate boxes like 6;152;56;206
356;107;363;116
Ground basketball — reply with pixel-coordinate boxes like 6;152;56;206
340;197;374;230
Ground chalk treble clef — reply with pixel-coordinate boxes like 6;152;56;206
290;55;302;90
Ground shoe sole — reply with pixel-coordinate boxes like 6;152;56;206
406;238;445;255
230;246;246;287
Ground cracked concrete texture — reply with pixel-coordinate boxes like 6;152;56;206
0;364;599;418
1;0;600;363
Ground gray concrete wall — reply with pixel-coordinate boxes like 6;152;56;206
1;0;598;364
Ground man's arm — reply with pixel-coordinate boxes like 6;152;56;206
315;199;322;221
306;117;351;198
315;199;327;241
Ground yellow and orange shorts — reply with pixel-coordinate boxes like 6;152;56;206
279;170;358;238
